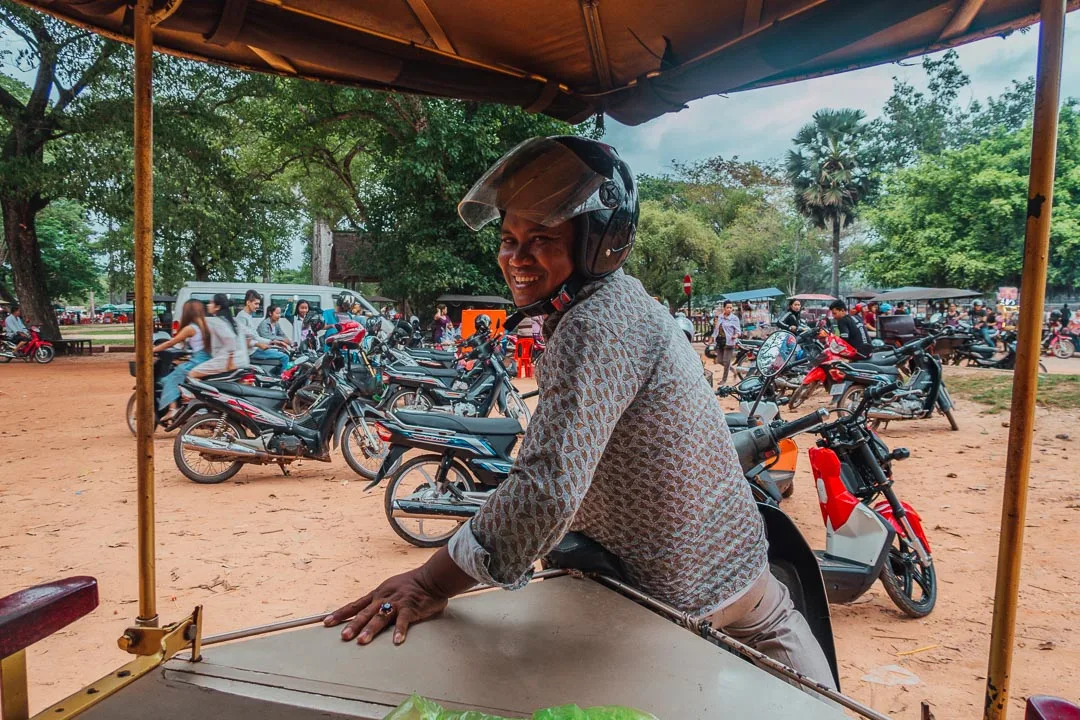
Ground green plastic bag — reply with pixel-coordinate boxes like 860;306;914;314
384;695;659;720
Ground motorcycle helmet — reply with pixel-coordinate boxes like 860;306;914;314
973;299;984;307
879;302;893;314
304;314;325;334
674;312;694;342
458;136;639;318
336;291;357;312
474;313;492;334
853;303;864;313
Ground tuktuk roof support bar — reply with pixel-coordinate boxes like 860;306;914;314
133;0;158;630
983;1;1066;718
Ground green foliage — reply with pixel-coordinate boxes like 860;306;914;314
624;200;730;309
787;108;875;295
247;82;584;308
858;104;1080;292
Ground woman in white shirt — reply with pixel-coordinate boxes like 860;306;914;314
151;300;212;421
189;294;249;379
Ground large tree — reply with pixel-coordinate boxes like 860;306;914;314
246;81;582;311
786;108;875;297
0;2;123;337
858;103;1080;293
624;200;731;310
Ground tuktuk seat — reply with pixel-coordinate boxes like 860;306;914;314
76;576;842;720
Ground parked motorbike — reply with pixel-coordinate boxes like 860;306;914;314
716;377;797;501
1043;324;1076;359
0;325;55;364
830;331;959;431
957;329;1048;374
788;329;858;409
171;326;382;483
731;330;937;617
381;331;530;425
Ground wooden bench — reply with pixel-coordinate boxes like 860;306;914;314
53;338;93;356
0;577;98;720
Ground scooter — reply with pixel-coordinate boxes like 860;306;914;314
731;331;936;618
788;329;858;409
829;331;960;431
0;325;55;364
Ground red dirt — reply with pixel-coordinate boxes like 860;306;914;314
2;354;1078;717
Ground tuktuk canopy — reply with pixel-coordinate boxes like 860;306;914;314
14;0;1078;126
787;293;837;302
871;287;984;302
719;287;784;303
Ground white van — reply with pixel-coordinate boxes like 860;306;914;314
173;281;379;340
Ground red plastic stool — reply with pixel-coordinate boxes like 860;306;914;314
514;337;535;378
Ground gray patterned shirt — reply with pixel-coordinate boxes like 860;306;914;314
448;270;767;615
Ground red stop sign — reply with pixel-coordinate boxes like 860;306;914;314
683;274;692;296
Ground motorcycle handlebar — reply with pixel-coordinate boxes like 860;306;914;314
773;408;829;441
866;380;901;401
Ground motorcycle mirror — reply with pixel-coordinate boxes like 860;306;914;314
754;331;798;379
929;313;943;323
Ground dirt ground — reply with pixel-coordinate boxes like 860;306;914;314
2;353;1079;718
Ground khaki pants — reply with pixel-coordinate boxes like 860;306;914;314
707;569;837;691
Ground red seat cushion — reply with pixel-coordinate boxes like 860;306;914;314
1027;696;1080;720
0;577;98;658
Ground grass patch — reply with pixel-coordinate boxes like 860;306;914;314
948;373;1080;413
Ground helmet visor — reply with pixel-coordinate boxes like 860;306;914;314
458;137;612;231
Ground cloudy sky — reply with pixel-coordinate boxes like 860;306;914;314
603;22;1080;177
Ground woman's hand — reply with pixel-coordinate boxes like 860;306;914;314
324;568;448;646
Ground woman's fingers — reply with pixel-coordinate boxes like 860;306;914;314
324;592;373;628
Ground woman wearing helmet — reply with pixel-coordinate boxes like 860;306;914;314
325;136;835;689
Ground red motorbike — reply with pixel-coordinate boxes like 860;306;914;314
0;325;55;364
788;330;857;408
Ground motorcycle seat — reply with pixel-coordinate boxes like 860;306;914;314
409;349;456;361
970;344;997;354
390;366;461;379
394;409;522;436
868;350;900;364
847;362;900;376
205;381;288;401
725;412;750;428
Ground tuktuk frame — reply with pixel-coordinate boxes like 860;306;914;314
0;2;1073;719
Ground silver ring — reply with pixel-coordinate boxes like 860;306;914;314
378;601;393;616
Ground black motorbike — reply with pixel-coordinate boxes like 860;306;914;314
381;332;530;425
829;331;959;431
171;332;382;484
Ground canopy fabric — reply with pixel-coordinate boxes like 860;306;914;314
871;287;984;301
366;294;397;304
13;0;1078;126
788;293;837;301
436;294;513;305
720;287;785;302
845;289;879;300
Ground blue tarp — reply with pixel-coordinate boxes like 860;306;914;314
719;287;785;303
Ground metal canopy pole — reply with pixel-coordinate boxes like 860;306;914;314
983;1;1066;717
133;0;158;629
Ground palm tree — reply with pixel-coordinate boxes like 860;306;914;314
786;109;874;297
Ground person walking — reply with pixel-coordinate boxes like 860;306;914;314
714;301;741;384
431;304;452;344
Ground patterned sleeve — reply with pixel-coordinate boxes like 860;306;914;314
448;313;643;588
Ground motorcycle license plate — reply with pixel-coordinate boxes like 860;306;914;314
829;384;845;396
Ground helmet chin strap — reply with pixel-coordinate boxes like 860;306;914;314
503;275;584;332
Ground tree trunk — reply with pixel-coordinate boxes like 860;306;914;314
2;197;60;339
831;218;841;298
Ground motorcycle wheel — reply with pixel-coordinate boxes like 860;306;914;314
173;414;244;484
502;390;531;427
880;534;937;618
387;388;434;412
837;384;864;414
788;381;817;410
126;393;137;436
1054;338;1075;359
340;416;390;480
34;345;55;364
384;454;475;548
1039;361;1049;374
